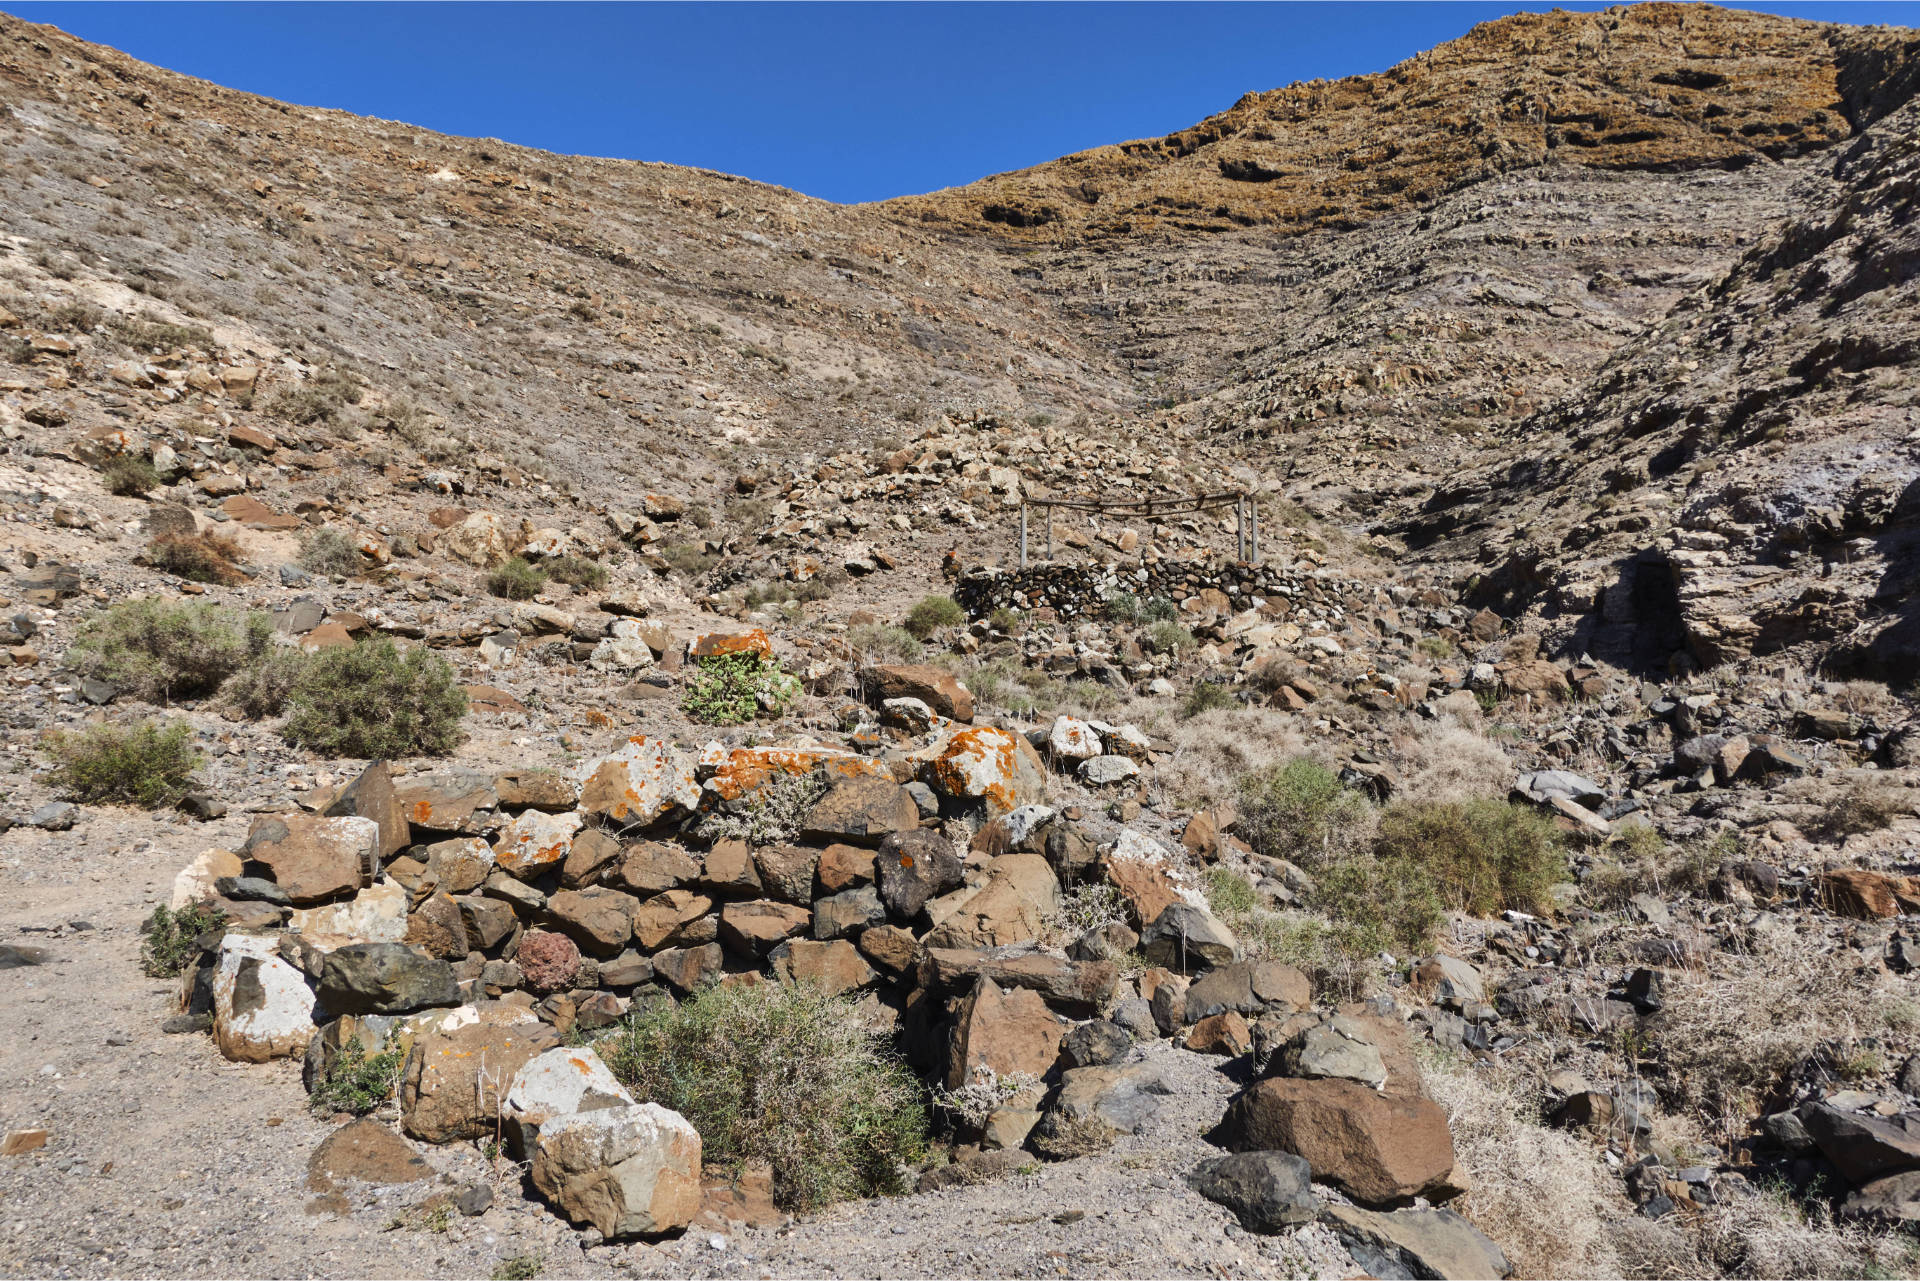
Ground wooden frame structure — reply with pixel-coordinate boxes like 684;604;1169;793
1019;490;1260;567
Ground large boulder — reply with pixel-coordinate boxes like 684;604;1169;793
577;737;701;827
503;1046;636;1156
801;775;921;847
242;814;376;905
546;887;638;957
920;726;1047;817
607;842;702;896
212;934;317;1063
1188;1151;1319;1232
317;943;460;1016
1219;1078;1462;1207
1185;961;1311;1021
289;880;409;950
946;976;1064;1089
769;939;877;995
401;1003;562;1143
530;1103;702;1240
717;900;813;957
1802;1103;1920;1184
875;830;964;921
1323;1205;1511;1280
863;664;974;722
1139;902;1238;972
441;511;527;567
924;854;1060;949
390;771;499;834
1030;1063;1172;1160
920;947;1117;1010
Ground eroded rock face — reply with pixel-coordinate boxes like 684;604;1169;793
212;934;316;1063
577;737;701;827
530;1103;702;1240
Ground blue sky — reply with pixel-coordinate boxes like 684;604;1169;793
8;2;1919;203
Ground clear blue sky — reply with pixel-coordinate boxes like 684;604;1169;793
7;2;1918;203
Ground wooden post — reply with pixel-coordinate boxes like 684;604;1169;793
1044;503;1052;562
1236;494;1247;562
1251;498;1260;564
1020;503;1028;569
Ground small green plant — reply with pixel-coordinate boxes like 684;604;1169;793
682;650;801;725
1181;681;1238;718
1235;757;1372;867
988;606;1021;633
308;1035;405;1115
659;540;719;576
543;555;608;590
1144;619;1197;655
702;770;829;845
147;531;247;584
1202;866;1260;916
490;1253;542;1281
903;594;965;640
64;597;272;702
221;645;311;719
848;624;924;663
1372;798;1565;917
280;637;468;758
1139;595;1179;623
1050;882;1129;936
44;718;201;808
485;556;546;601
596;981;927;1210
298;527;364;577
268;366;362;426
100;454;160;496
138;901;227;977
1416;636;1454;660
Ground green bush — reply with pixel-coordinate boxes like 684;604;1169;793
281;637;467;758
1235;758;1372;866
221;644;311;718
1314;851;1447;957
903;594;965;640
298;527;364;577
65;597;271;702
100;454;160;496
44;718;201;808
1144;619;1196;654
486;557;546;601
682;651;800;725
1181;681;1238;718
544;555;608;590
1139;595;1179;624
848;624;923;663
988;606;1021;633
268;366;361;426
596;981;927;1210
1104;591;1144;624
138;901;227;978
1372;799;1565;917
659;541;719;576
308;1036;404;1115
148;531;247;584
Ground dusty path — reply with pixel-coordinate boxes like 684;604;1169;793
0;812;1354;1281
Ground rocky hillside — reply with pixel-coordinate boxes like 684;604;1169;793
6;6;1920;1281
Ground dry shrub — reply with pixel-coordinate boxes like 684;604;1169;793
64;597;270;702
1391;719;1513;804
147;531;247;584
1685;1183;1909;1279
1421;1055;1628;1279
1374;799;1565;917
1816;779;1911;840
1155;706;1312;810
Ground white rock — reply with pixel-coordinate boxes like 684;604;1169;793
530;1103;703;1240
288;879;409;950
1046;715;1102;761
212;934;317;1063
504;1046;635;1154
171;848;241;909
1079;755;1140;786
492;809;583;878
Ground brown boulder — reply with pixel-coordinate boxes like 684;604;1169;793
924;853;1059;950
699;840;763;896
1219;1077;1462;1207
547;887;638;957
606;842;701;896
863;664;974;722
817;843;877;893
631;890;715;951
717;901;812;957
560;828;622;888
652;943;724;995
401;1004;561;1144
770;939;877;995
802;775;921;847
920;947;1117;1010
242;814;375;906
946;976;1064;1089
325;761;411;860
1188;1011;1254;1056
1821;868;1920;920
751;844;820;903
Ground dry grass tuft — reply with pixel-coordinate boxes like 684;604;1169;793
1390;719;1514;804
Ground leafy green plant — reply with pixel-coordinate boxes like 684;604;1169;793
147;531;247;584
100;454;160;496
1235;757;1372;867
139;901;226;977
988;606;1021;633
65;597;272;702
44;718;200;807
485;556;546;601
298;527;364;577
682;650;800;725
903;594;965;640
544;555;608;590
1372;799;1565;917
308;1035;405;1115
596;981;927;1210
280;637;467;758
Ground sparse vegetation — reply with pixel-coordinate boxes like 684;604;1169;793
298;527;365;577
543;554;607;590
490;1254;542;1281
1372;798;1565;918
64;597;271;702
1235;757;1373;867
848;624;923;663
903;594;965;640
147;530;248;584
1817;781;1909;839
485;556;546;600
307;1036;404;1116
597;981;927;1210
100;453;160;496
701;770;829;845
220;644;311;719
280;637;467;758
138;901;226;978
1180;681;1238;718
267;366;362;426
682;650;800;725
44;718;201;808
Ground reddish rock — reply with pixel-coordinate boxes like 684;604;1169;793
688;629;772;661
516;930;583;994
817;843;877;893
862;664;975;722
1219;1077;1463;1207
947;976;1065;1089
242;814;375;906
770;939;877;995
700;840;763;896
1188;1011;1254;1056
631;890;715;951
1821;868;1920;919
547;887;638;956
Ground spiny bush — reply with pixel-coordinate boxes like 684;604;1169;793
486;556;546;601
280;637;467;758
298;527;364;577
1144;619;1197;654
701;770;829;846
597;981;927;1210
307;1036;404;1116
268;366;362;426
65;597;271;702
903;594;965;640
1313;850;1447;957
1372;798;1565;917
543;555;608;591
682;650;800;725
1818;781;1910;840
100;453;160;496
148;531;247;584
109;311;212;352
221;644;311;718
44;718;201;808
988;606;1021;633
138;901;226;978
848;624;923;663
659;541;719;576
1235;757;1372;867
1181;681;1238;719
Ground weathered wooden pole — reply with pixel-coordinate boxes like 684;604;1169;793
1019;503;1028;568
1251;497;1261;563
1044;503;1053;562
